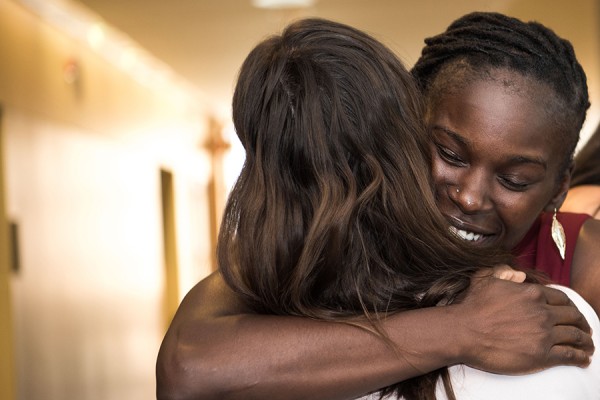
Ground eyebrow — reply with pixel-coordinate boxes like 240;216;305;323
432;125;547;169
507;155;547;169
433;125;469;146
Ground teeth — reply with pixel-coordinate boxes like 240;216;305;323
449;226;482;242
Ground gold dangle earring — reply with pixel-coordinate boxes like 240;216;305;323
551;208;566;260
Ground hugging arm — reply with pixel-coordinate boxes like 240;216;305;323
156;271;593;400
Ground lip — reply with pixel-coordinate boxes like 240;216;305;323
446;215;496;235
445;214;498;244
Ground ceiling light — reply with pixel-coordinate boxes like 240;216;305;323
252;0;316;9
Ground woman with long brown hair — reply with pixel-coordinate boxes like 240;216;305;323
219;17;517;399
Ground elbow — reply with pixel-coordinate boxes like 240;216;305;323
156;335;213;400
156;340;190;400
156;330;242;400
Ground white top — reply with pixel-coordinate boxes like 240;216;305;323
358;285;600;400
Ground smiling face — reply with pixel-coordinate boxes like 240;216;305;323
428;70;571;250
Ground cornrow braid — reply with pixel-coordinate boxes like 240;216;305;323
412;11;590;174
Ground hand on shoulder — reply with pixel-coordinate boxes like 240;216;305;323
455;275;593;373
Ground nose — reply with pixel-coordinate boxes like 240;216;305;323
448;173;492;214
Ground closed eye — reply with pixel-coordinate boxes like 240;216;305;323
498;175;531;191
436;143;466;166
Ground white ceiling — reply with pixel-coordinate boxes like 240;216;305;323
71;0;600;122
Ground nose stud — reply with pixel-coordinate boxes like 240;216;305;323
455;187;474;207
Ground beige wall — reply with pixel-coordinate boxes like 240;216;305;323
0;1;214;399
309;0;600;146
1;109;16;400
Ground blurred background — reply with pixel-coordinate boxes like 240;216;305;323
0;0;598;399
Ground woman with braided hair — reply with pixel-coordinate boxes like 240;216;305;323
157;12;600;400
411;12;598;297
562;124;600;218
402;11;600;398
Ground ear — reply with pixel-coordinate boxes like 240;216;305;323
543;163;574;212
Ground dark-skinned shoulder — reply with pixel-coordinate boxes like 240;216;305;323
571;218;600;316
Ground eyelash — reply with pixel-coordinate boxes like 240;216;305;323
499;176;530;191
436;144;465;166
436;143;532;192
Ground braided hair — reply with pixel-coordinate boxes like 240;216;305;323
412;11;590;176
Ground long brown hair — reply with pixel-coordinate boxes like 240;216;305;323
219;18;509;399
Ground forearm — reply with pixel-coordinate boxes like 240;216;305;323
156;272;594;400
156;273;464;400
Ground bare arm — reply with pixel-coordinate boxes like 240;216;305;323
561;185;600;218
156;272;593;400
571;218;600;315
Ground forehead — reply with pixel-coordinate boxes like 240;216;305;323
429;70;561;151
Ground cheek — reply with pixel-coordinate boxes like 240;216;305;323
431;155;458;187
431;154;446;184
495;193;551;247
502;213;538;248
500;200;531;226
499;184;558;218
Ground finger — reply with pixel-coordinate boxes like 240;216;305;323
537;285;573;306
491;264;512;277
499;270;526;283
547;344;592;368
512;270;526;283
492;265;526;283
549;305;592;334
550;325;595;353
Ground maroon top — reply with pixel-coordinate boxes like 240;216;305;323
513;211;591;286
